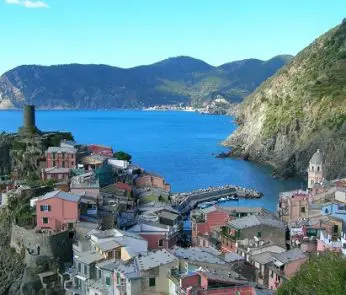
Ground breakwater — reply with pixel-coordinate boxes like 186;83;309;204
172;185;263;214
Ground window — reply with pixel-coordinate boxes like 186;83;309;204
62;161;65;168
84;265;87;275
149;278;156;287
311;165;314;171
78;263;81;273
42;217;49;224
301;207;306;213
62;152;65;159
317;166;320;172
52;161;56;167
106;277;111;286
40;205;51;212
257;231;262;238
71;161;74;166
98;269;101;279
52;153;56;159
158;239;164;248
333;225;339;233
117;272;121;285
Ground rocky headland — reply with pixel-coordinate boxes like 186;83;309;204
222;19;346;179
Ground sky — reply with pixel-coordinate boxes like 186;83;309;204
0;0;345;75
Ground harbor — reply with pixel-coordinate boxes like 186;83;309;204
171;185;263;214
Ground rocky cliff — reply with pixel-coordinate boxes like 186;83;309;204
223;20;346;179
0;55;292;109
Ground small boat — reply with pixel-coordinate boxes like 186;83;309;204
228;195;239;201
218;197;228;203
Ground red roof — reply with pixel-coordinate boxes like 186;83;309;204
88;144;113;157
115;182;133;192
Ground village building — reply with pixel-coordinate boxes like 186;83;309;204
168;269;266;295
35;190;81;232
87;144;114;157
220;215;286;253
81;154;108;170
191;206;272;246
41;167;70;181
70;172;100;201
267;249;307;290
134;172;171;192
100;182;135;208
46;146;77;169
127;219;182;250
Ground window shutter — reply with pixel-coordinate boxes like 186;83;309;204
40;206;44;211
48;205;51;211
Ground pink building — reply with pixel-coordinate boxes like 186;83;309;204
191;206;232;246
135;172;170;192
41;167;70;181
36;190;81;232
268;249;307;290
278;191;309;222
127;220;181;250
46;146;77;169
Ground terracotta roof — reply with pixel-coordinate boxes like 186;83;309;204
88;144;113;157
115;182;133;192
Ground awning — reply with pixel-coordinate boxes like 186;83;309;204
75;274;88;281
274;260;284;267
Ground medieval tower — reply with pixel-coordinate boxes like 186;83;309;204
307;149;324;189
19;105;37;135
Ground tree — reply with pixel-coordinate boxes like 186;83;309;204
277;252;346;295
113;151;132;162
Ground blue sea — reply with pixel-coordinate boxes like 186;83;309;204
0;110;301;211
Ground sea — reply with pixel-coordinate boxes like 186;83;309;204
0;110;302;212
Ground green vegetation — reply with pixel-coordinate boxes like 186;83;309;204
140;194;169;204
258;23;346;138
277;253;346;295
0;55;291;108
113;151;132;162
44;132;74;147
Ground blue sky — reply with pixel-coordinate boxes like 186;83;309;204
0;0;345;74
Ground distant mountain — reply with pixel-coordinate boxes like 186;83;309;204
224;19;346;179
0;55;292;109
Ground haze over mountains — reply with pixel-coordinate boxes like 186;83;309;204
0;55;292;109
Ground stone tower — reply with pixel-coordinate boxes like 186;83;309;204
24;105;36;130
19;105;38;135
307;149;324;189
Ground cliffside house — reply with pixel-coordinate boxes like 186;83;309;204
81;154;108;170
36;190;81;232
70;172;100;202
134;172;171;192
41;167;70;181
220;215;286;253
46;146;77;169
87;144;113;157
267;249;307;290
100;182;135;208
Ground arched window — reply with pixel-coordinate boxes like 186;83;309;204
311;165;314;171
317;166;320;172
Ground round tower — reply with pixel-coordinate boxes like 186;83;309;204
24;105;36;130
308;149;324;189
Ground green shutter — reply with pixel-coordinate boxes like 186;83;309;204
106;276;111;286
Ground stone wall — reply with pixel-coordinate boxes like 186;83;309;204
10;224;73;265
